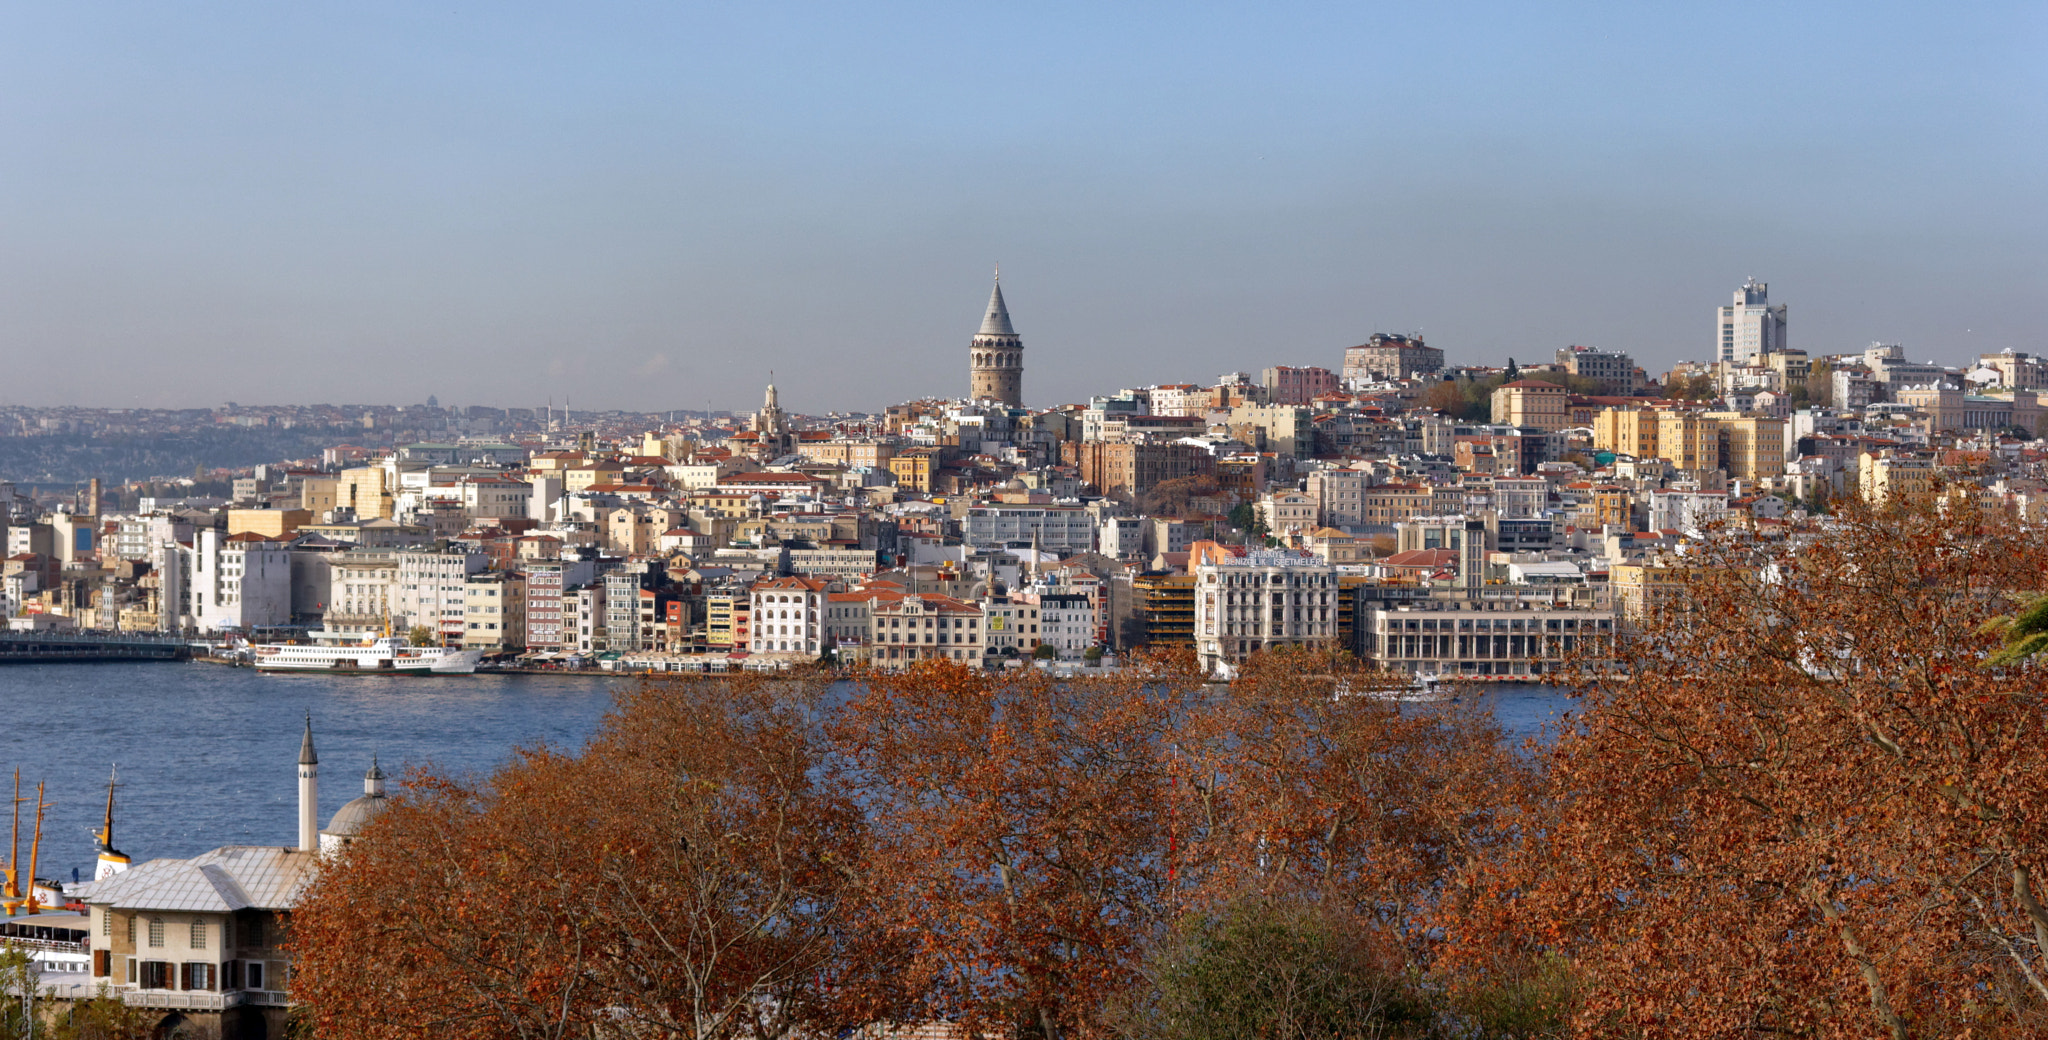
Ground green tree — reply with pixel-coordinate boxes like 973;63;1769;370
406;625;436;647
1983;593;2048;665
1033;642;1058;660
44;981;158;1040
1123;896;1428;1040
1228;502;1268;544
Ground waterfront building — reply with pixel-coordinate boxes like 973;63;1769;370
186;530;292;634
979;587;1041;661
394;550;488;645
869;592;983;668
66;720;373;1038
1355;589;1614;678
749;576;829;656
1192;541;1341;671
462;571;527;652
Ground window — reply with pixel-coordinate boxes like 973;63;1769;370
191;921;207;949
101;909;111;936
148;918;165;948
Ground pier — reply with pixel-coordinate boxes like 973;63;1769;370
0;631;191;664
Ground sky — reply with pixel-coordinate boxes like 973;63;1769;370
1;1;2043;413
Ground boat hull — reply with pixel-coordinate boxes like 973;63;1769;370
251;642;485;676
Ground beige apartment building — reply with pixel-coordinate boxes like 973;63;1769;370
1489;380;1570;432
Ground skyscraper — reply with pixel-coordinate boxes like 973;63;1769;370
968;274;1023;407
1718;278;1787;363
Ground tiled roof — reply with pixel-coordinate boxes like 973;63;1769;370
71;846;318;913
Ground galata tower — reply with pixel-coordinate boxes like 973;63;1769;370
968;273;1023;408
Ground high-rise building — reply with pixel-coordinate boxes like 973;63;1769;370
1718;279;1787;363
969;275;1024;407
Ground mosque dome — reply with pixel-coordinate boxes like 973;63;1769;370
324;758;390;840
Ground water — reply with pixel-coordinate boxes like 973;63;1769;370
0;662;627;881
0;664;1576;883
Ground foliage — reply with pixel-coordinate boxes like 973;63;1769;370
1807;360;1835;407
1143;476;1224;519
1470;495;2048;1038
1083;645;1105;663
1125;896;1429;1040
1033;642;1059;660
43;982;160;1040
1982;592;2048;665
291;673;881;1040
1229;501;1269;542
833;663;1196;1039
1661;373;1717;401
405;625;436;647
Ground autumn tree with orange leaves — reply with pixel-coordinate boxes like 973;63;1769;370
291;673;884;1040
1468;494;2048;1039
830;660;1199;1040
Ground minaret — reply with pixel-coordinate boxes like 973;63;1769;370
298;715;319;853
968;272;1024;408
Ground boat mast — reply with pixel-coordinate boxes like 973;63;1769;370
25;781;48;914
3;769;18;908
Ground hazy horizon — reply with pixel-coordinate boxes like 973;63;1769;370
3;2;2042;414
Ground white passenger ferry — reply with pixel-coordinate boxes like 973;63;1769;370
252;635;484;675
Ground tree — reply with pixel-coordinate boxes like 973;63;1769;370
1483;496;2048;1038
1123;895;1429;1040
44;982;158;1040
1503;359;1520;382
292;673;882;1040
406;625;436;647
1983;592;2048;665
1228;502;1268;544
1033;642;1058;660
833;663;1197;1039
1808;360;1835;407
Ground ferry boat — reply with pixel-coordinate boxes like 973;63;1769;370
252;636;484;675
1333;673;1459;704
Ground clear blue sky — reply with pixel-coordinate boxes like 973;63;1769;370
1;1;2041;411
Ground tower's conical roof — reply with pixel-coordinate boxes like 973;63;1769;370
978;279;1016;338
300;715;318;766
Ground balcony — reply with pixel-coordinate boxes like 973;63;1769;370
40;982;291;1010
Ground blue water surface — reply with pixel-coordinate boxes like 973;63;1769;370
0;663;1576;882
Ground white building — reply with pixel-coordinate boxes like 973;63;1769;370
963;505;1095;555
1717;278;1787;363
186;530;293;633
1193;544;1340;671
1648;489;1729;533
394;550;488;645
1035;591;1096;657
749;576;829;656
